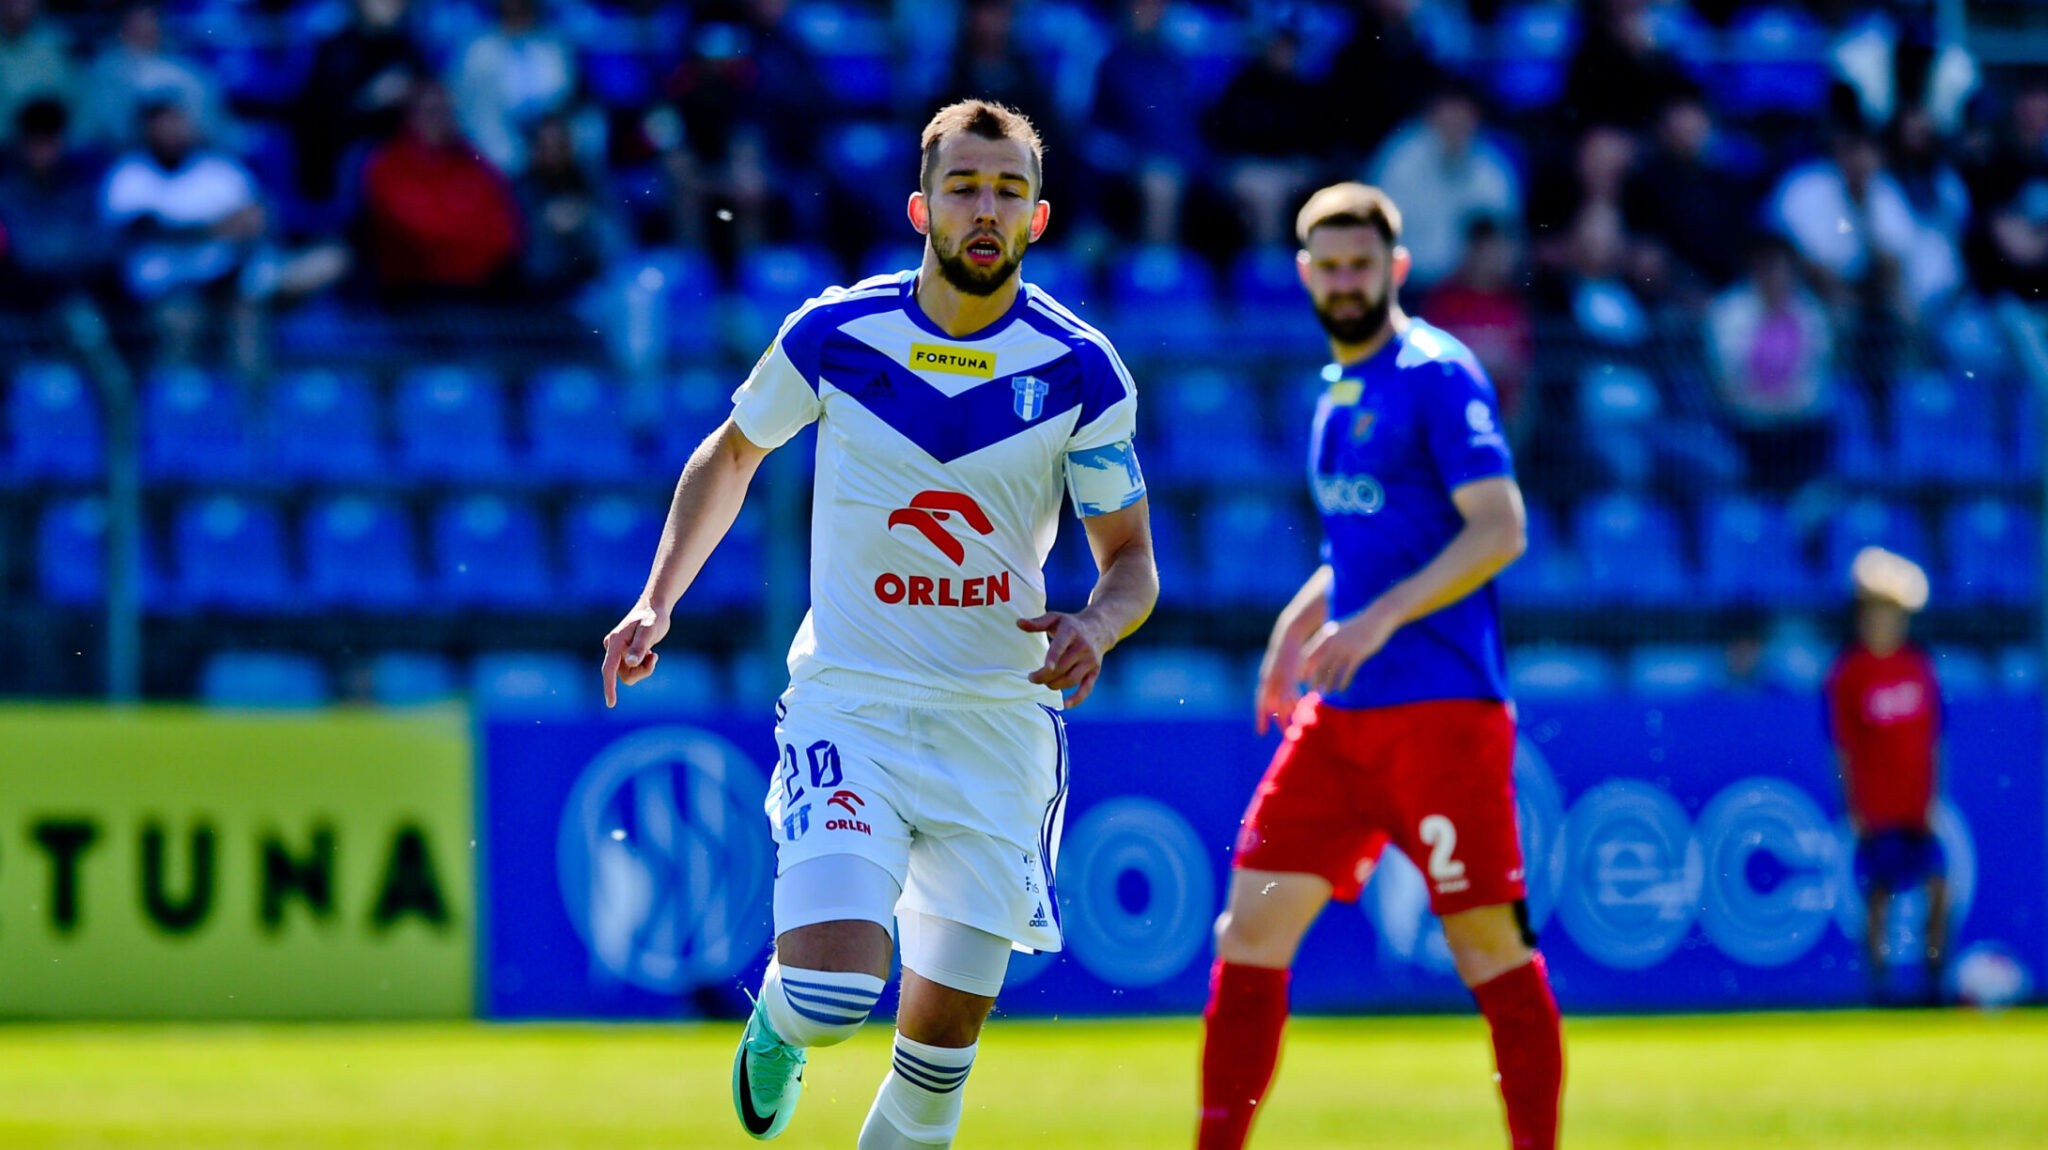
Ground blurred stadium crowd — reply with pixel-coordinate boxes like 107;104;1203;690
0;0;2044;712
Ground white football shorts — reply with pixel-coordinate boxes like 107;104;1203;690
763;681;1069;954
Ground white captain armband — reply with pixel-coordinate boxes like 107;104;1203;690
1064;439;1146;517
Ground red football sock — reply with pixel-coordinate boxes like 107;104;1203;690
1197;960;1290;1150
1471;952;1565;1150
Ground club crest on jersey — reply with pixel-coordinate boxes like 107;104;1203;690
909;342;995;379
1012;375;1049;421
1350;409;1378;441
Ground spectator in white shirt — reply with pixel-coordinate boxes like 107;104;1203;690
451;0;577;176
1366;84;1522;291
80;3;234;151
1769;126;1958;322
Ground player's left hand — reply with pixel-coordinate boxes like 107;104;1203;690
1301;603;1402;696
1019;611;1115;708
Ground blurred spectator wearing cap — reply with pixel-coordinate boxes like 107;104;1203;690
361;80;522;301
1321;0;1447;162
515;112;622;300
1825;546;1948;1005
1625;90;1752;290
1365;84;1520;291
293;0;428;204
1206;24;1327;248
1563;0;1691;131
1423;217;1532;440
451;0;577;177
0;0;76;148
0;97;114;308
1707;234;1834;492
1086;0;1203;246
1962;80;2048;301
80;3;234;153
104;99;269;370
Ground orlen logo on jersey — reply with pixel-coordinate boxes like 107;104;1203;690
877;490;1014;608
825;790;872;836
1313;473;1386;516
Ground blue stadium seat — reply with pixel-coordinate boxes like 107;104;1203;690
1203;496;1319;605
564;493;663;607
860;241;925;281
1626;644;1729;697
1718;5;1829;115
1490;4;1578;112
172;495;293;612
1159;2;1251;104
143;366;253;482
36;497;165;608
527;366;636;481
581;48;658;108
1042;520;1100;611
2016;384;2042;481
1496;500;1581;606
368;651;459;706
1508;645;1617;698
8;362;102;483
265;369;385;483
472;651;593;718
1896;373;2001;483
1929;645;1992;699
1758;631;1832;693
790;2;893;108
657;367;742;469
200;651;331;709
689;506;767;609
1145;505;1203;608
1826;497;1932;585
826;122;916;211
612;247;721;358
1153;369;1275;483
607;651;725;718
1830;383;1889;484
1575;492;1688;604
740;245;843;331
396;366;513;481
1110;245;1223;352
1944;498;2040;605
1701;495;1817;605
1229;247;1325;354
1112;646;1240;716
1999;646;2041;695
303;496;425;610
1022;245;1091;306
433;494;553;609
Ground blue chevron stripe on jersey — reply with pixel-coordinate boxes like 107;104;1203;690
819;333;1092;463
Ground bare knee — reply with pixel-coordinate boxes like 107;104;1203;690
777;919;894;980
1441;903;1534;989
897;969;994;1048
1213;873;1328;968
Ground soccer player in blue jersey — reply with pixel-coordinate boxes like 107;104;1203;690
1196;183;1564;1150
599;100;1157;1147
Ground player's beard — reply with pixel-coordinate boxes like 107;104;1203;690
932;227;1025;296
1313;274;1395;345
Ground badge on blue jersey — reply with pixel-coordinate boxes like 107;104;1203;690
1012;375;1049;421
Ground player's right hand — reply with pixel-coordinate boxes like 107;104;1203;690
601;601;671;708
1254;648;1304;736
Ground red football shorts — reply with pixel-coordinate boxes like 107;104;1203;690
1234;695;1525;916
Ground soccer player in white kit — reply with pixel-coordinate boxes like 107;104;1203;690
600;100;1158;1148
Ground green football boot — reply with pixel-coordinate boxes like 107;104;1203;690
732;993;806;1140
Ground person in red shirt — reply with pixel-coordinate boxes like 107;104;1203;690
361;80;522;300
1824;546;1946;1003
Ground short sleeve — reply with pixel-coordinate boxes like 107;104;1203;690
728;308;826;450
1063;338;1146;516
1424;356;1514;490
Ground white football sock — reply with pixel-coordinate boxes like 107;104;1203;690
857;1032;977;1149
759;960;885;1049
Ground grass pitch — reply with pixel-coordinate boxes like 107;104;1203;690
1;1011;2043;1148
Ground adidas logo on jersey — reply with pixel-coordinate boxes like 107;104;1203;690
908;343;996;378
1028;902;1050;929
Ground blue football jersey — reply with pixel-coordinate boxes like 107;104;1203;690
1307;319;1514;710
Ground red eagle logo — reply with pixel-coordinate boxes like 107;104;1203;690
886;490;995;566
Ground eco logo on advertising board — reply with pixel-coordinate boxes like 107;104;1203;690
0;708;473;1019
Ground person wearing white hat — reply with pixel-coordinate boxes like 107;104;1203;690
1824;546;1948;1004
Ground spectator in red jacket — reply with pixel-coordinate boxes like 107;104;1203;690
1824;546;1946;1004
361;80;522;300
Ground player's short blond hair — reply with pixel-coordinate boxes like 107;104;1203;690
920;99;1044;195
1295;182;1403;248
1851;546;1930;612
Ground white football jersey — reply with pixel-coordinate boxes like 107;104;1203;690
728;271;1146;706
